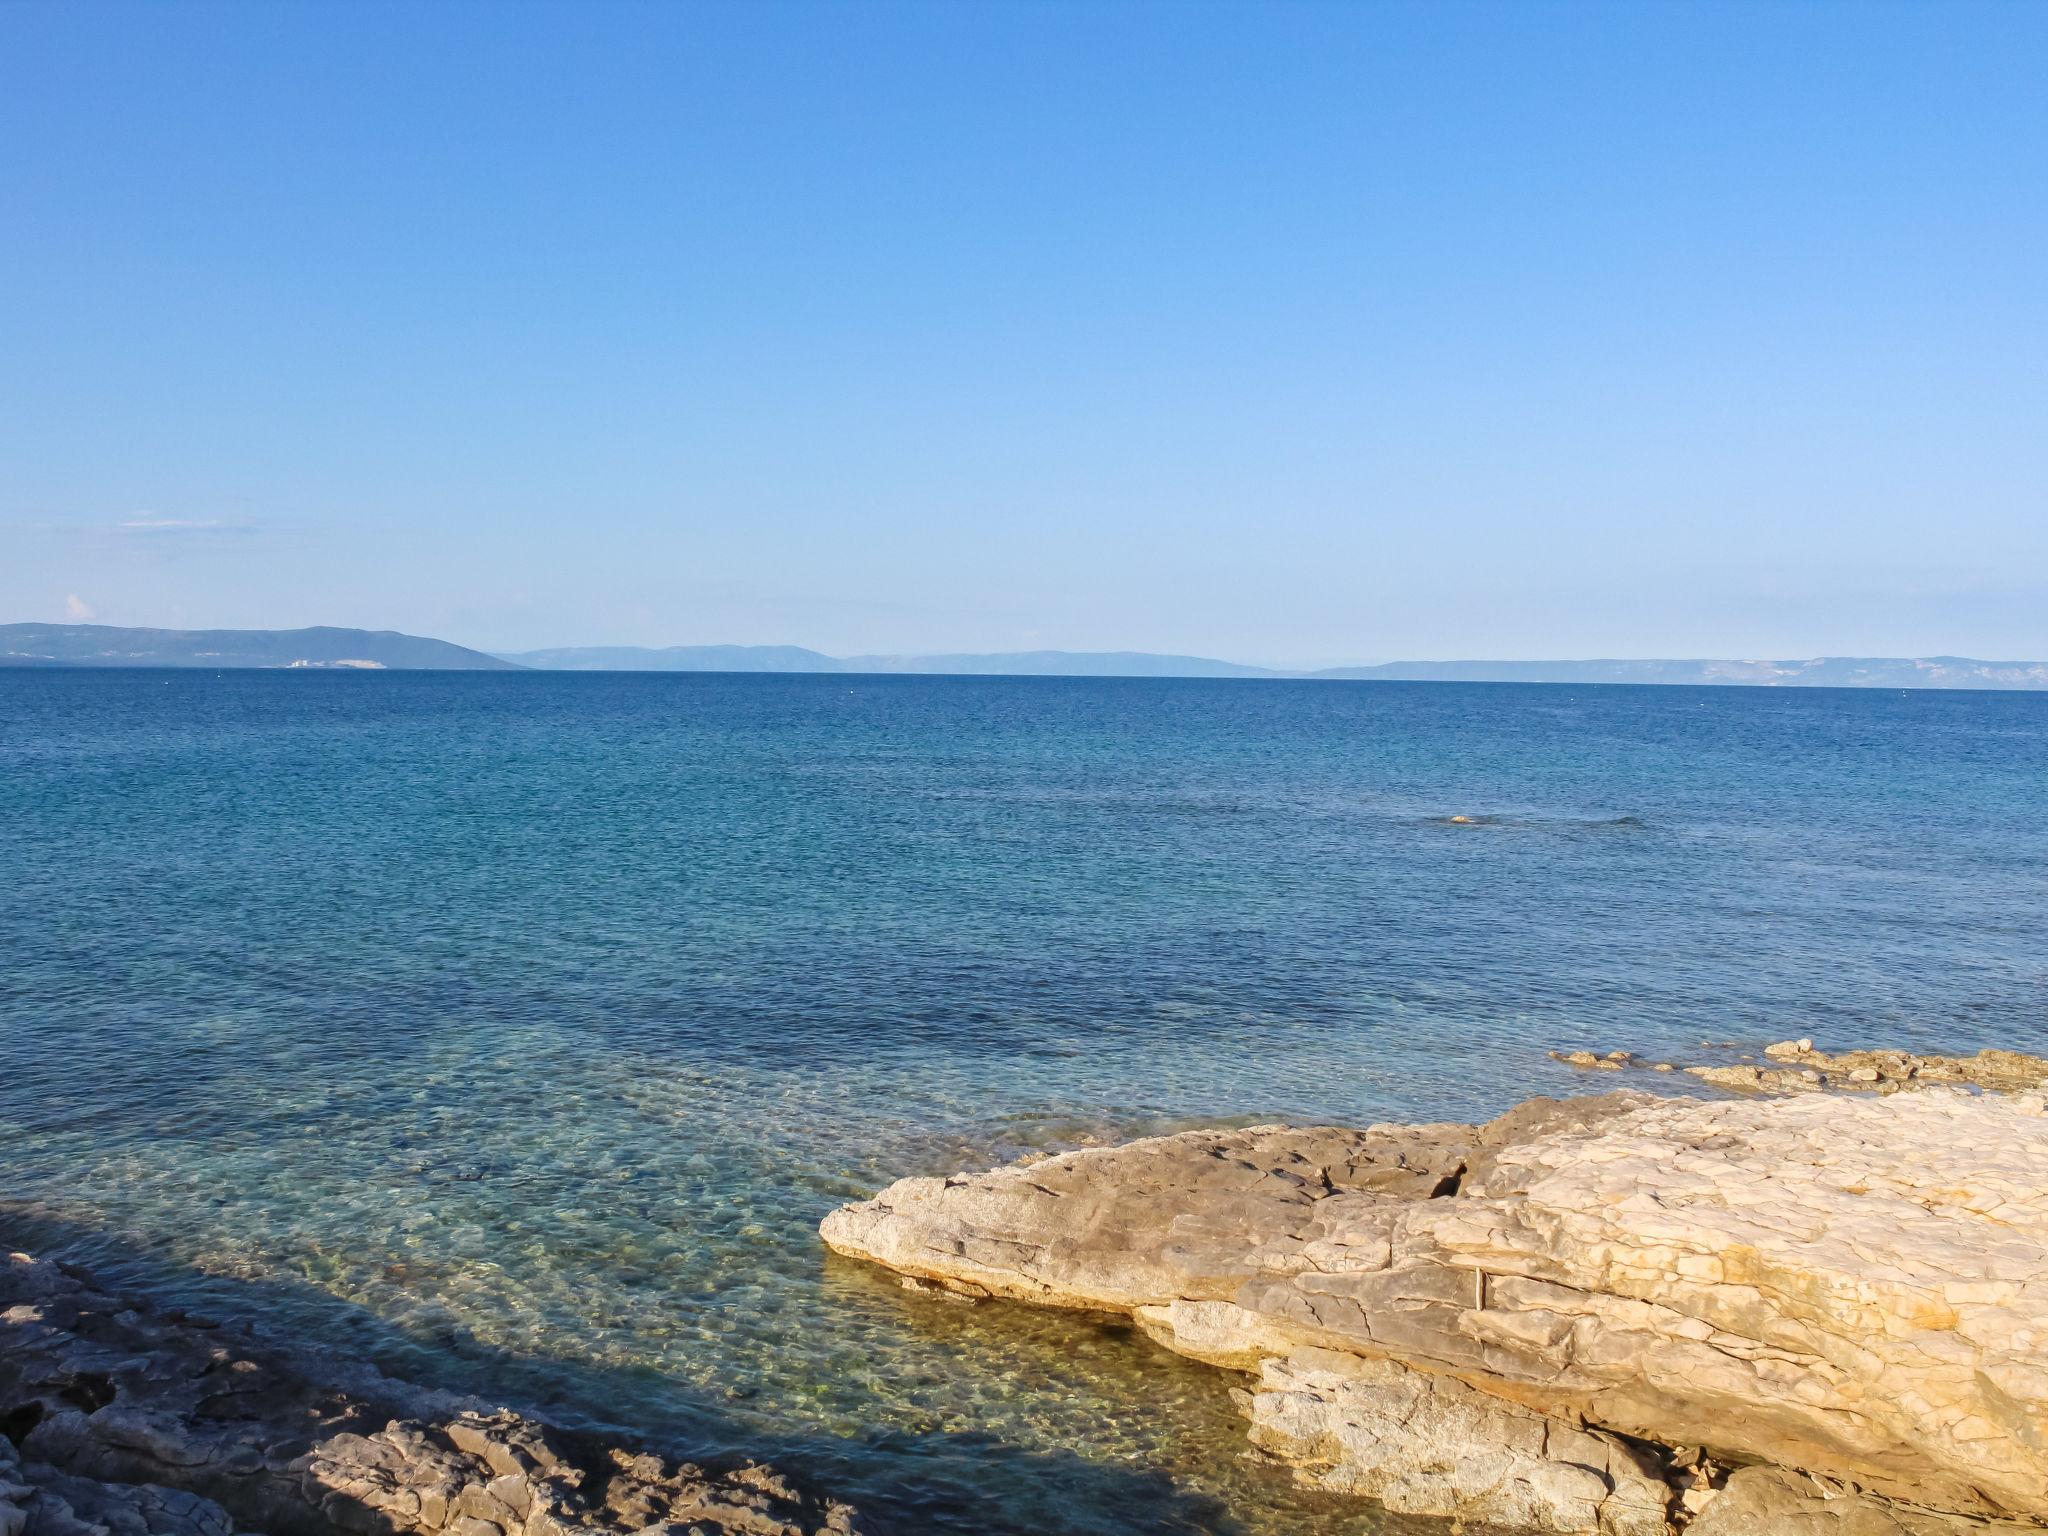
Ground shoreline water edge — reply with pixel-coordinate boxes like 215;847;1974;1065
8;1045;2046;1536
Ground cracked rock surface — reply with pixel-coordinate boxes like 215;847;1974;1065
822;1088;2048;1534
1245;1348;1673;1536
0;1251;864;1536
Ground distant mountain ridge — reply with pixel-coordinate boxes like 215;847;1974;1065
493;645;1277;677
0;623;519;670
6;627;2045;690
1313;656;2048;689
506;645;2048;690
838;649;1277;678
501;644;839;672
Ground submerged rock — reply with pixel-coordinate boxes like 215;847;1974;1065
823;1088;2048;1533
0;1251;864;1536
1754;1042;2048;1093
1683;1061;1829;1093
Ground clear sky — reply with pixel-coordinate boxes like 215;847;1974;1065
3;0;2044;664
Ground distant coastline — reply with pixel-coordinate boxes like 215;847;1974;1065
0;623;517;671
4;623;2046;690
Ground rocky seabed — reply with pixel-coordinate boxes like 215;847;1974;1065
0;1252;862;1536
11;1046;2048;1536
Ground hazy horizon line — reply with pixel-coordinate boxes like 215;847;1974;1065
11;622;2048;671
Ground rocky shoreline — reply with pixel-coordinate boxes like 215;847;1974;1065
12;1046;2046;1536
0;1250;865;1536
822;1048;2048;1535
1547;1040;2048;1098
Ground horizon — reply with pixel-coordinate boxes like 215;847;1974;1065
5;1;2047;665
9;618;2048;681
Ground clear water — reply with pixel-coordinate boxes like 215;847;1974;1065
3;671;2045;1535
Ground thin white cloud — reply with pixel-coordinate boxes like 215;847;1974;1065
119;514;237;533
64;593;93;619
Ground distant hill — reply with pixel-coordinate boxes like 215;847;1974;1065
498;644;841;672
1309;657;2048;690
503;646;1276;677
837;649;1279;678
504;646;2047;688
0;624;520;670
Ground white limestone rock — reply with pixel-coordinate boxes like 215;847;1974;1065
823;1088;2048;1531
1246;1349;1670;1536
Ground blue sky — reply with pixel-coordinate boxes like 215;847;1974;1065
3;0;2044;664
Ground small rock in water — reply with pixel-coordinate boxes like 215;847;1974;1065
1567;1039;2048;1101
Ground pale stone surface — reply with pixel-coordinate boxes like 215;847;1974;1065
1685;1467;2042;1535
823;1088;2048;1530
1410;1090;2048;1518
0;1251;865;1536
819;1120;1477;1310
1245;1349;1671;1536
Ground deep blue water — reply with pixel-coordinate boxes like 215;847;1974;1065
3;670;2045;1535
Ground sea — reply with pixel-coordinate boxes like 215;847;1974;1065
3;669;2044;1535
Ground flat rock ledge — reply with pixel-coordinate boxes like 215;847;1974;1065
0;1250;864;1536
820;1088;2048;1536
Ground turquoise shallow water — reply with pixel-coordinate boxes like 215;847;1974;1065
3;670;2046;1534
